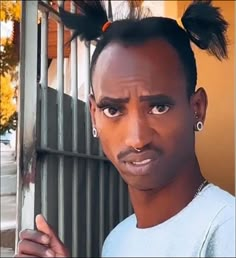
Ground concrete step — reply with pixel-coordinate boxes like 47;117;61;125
1;161;17;176
0;195;16;231
0;247;15;257
0;229;15;249
0;175;17;195
0;195;16;252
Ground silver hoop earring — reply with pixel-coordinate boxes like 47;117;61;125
134;148;141;152
92;127;98;138
196;121;204;131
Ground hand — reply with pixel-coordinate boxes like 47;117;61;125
15;214;69;257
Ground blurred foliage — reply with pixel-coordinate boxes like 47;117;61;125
0;1;20;134
0;74;17;135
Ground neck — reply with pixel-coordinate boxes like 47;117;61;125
128;156;205;228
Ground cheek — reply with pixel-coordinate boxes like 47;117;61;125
96;114;121;161
155;112;194;154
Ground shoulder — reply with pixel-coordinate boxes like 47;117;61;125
102;214;136;257
199;184;235;257
197;183;235;215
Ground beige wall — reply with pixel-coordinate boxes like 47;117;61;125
165;1;235;195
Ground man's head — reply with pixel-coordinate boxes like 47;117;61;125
60;0;228;190
90;39;207;190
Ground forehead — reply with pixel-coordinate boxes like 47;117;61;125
92;39;187;98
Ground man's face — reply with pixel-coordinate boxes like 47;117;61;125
91;39;203;191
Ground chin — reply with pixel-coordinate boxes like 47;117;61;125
121;174;162;192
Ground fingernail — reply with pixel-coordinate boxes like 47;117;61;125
41;235;50;244
46;249;55;257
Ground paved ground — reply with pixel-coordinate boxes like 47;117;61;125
0;195;16;231
0;247;15;257
1;195;16;255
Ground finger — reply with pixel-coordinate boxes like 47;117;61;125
19;229;50;245
35;214;66;254
35;214;56;239
18;239;55;257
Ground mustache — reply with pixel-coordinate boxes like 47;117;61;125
117;145;163;160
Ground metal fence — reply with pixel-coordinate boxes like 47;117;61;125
16;1;132;257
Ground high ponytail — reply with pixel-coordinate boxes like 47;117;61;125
59;1;108;42
181;0;228;60
59;0;229;97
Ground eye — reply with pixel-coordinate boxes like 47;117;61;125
149;105;170;115
103;107;122;118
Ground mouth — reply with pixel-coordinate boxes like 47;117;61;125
128;159;152;166
123;158;159;176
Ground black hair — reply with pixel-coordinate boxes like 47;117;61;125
59;0;228;98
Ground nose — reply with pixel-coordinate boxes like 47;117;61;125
124;113;154;150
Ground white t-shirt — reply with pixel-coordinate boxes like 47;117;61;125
102;184;235;257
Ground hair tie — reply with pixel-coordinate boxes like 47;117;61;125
102;21;112;32
176;17;185;30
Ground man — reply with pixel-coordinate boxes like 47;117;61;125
15;1;235;257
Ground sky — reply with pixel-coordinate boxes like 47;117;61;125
0;21;13;39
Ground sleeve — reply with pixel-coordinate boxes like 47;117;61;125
202;217;235;257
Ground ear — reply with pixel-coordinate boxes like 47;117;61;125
89;94;97;127
190;87;208;124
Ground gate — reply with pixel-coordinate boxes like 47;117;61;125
16;1;132;257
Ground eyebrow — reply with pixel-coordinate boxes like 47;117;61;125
139;94;175;104
97;97;129;107
97;94;175;107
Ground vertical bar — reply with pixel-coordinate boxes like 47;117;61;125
15;0;38;245
99;147;104;254
70;2;79;257
85;44;91;154
40;1;49;219
119;176;124;221
57;0;65;242
128;196;133;215
108;0;113;22
85;43;92;258
109;167;114;231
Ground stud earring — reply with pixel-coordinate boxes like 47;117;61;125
196;121;204;131
92;127;98;138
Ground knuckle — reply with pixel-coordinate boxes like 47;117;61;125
19;229;26;239
17;239;24;251
19;229;30;239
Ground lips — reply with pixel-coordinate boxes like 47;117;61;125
119;150;161;176
131;159;152;165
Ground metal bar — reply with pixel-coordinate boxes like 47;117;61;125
70;1;79;256
38;0;61;23
128;196;133;216
86;161;92;258
85;44;91;155
39;1;49;219
85;43;92;258
99;145;104;254
109;168;114;231
15;0;27;247
119;176;124;221
57;0;65;242
15;0;38;241
99;161;105;254
108;0;113;22
37;147;108;161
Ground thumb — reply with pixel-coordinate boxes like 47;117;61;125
35;214;57;239
35;214;67;255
